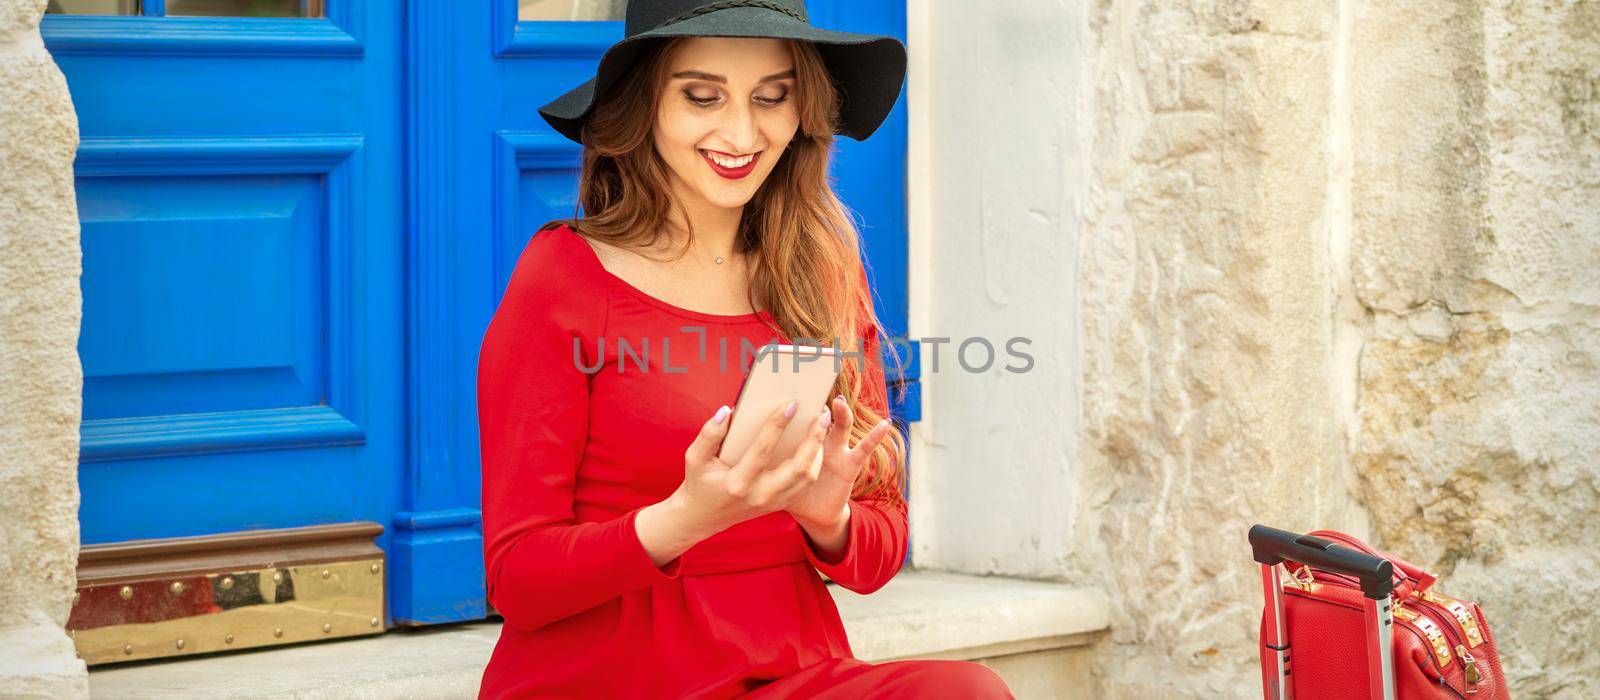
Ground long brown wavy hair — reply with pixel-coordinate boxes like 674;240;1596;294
543;36;906;508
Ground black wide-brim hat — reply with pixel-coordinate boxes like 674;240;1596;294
538;0;907;145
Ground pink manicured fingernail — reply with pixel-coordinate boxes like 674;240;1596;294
820;408;832;428
784;400;798;418
713;405;730;424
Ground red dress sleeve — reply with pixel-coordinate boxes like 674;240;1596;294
800;314;908;595
477;231;682;632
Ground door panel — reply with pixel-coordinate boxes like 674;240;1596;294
78;173;326;418
810;2;910;345
47;0;405;617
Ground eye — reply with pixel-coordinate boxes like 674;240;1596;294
755;91;789;107
683;89;720;107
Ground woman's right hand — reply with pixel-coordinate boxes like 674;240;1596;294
678;399;831;536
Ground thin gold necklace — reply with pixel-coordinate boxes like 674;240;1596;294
689;241;734;265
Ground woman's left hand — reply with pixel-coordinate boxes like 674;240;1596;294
783;395;895;532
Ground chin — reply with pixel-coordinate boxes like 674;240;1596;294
697;181;764;210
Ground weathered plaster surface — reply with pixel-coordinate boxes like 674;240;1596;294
919;0;1597;696
0;0;88;696
1075;1;1363;695
1351;1;1600;695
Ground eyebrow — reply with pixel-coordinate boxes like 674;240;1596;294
671;68;797;84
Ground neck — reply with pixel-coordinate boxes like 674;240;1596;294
665;180;742;259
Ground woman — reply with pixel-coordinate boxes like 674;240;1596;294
476;2;1014;697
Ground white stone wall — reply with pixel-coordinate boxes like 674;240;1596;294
912;0;1598;696
906;0;1087;579
0;0;88;696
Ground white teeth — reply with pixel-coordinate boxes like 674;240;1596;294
704;150;754;168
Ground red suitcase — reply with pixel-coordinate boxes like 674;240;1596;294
1249;525;1507;700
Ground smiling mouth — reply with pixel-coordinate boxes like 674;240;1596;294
700;148;761;180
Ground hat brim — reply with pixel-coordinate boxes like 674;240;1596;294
538;7;906;144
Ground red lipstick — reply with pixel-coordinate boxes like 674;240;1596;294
700;148;761;180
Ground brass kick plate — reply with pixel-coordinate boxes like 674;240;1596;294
69;522;387;665
71;560;385;665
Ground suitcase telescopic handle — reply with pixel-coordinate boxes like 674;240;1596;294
1249;524;1395;600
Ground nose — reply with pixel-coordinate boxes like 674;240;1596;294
717;97;760;154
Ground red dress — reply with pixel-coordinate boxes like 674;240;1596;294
476;223;1013;699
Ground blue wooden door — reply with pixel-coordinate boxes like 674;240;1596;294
45;3;408;623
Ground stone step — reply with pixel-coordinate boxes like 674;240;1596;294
87;571;1110;699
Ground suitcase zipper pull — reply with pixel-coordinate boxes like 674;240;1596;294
1283;564;1319;592
1456;644;1481;692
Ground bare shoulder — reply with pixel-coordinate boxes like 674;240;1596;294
575;231;628;270
568;226;669;284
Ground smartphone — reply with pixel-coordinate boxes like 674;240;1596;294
717;343;841;470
